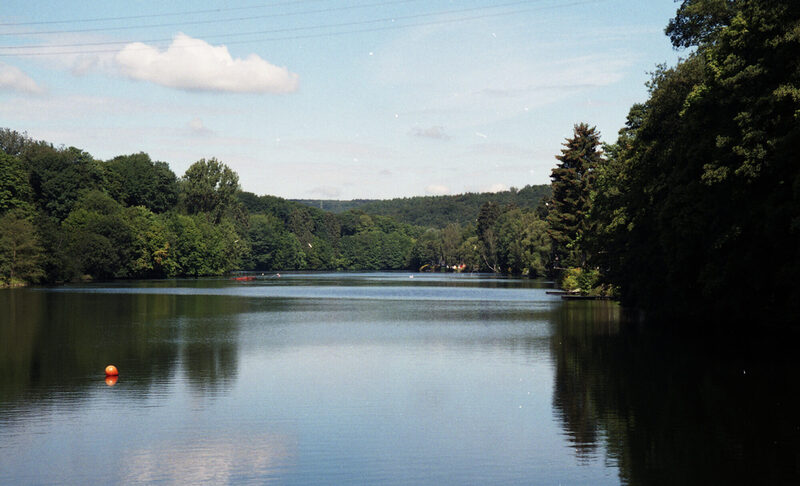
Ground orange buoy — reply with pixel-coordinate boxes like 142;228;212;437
105;375;118;386
105;365;119;376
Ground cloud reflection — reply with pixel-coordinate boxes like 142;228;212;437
121;434;295;484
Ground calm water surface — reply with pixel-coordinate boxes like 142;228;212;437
1;272;798;485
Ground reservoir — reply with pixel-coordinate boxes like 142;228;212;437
1;273;798;485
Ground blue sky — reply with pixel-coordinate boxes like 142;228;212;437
1;0;681;199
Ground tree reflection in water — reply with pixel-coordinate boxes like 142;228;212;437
0;288;246;407
551;301;800;485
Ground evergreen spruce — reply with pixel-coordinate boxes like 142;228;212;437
547;123;602;268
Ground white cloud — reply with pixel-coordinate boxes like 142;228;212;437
0;63;43;94
425;184;450;195
115;33;299;93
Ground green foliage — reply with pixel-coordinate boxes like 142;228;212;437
24;145;106;221
547;123;603;268
0;153;33;215
477;201;502;272
587;1;800;323
33;212;75;283
409;229;444;270
62;191;133;279
665;0;737;49
164;213;244;277
0;128;34;156
306;236;337;270
272;233;306;270
496;209;552;277
560;268;581;292
238;191;310;221
0;128;554;280
0;210;44;285
296;185;551;228
456;236;482;272
180;158;241;223
287;207;315;247
247;213;307;270
559;267;601;295
440;223;464;267
125;207;179;277
290;199;375;213
340;231;413;270
106;153;178;213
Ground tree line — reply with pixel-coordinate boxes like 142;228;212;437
3;0;798;325
293;184;551;228
0;129;555;285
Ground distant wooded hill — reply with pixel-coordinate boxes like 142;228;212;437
292;184;551;228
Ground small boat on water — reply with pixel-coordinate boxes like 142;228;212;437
232;276;256;281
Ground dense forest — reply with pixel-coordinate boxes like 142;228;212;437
583;0;800;324
293;184;551;228
2;0;798;325
0;128;554;284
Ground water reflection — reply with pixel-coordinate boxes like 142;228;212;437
5;275;798;485
551;301;800;485
0;289;246;408
120;434;295;484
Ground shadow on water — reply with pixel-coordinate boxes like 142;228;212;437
551;301;800;485
0;287;254;410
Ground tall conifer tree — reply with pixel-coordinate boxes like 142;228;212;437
547;123;602;267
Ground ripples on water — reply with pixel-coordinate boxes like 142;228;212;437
1;273;798;485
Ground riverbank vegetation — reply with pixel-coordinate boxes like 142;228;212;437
585;0;800;323
0;129;555;284
2;1;798;324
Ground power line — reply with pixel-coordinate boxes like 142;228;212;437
0;0;600;57
0;0;422;37
1;0;539;51
0;0;327;27
0;0;550;49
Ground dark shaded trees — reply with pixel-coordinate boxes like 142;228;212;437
0;211;44;285
300;185;551;228
0;153;33;214
547;124;602;268
25;145;105;221
247;214;306;270
477;201;502;272
589;0;800;323
62;191;133;279
106;153;178;213
665;0;737;48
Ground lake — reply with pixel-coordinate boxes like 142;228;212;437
1;272;798;485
